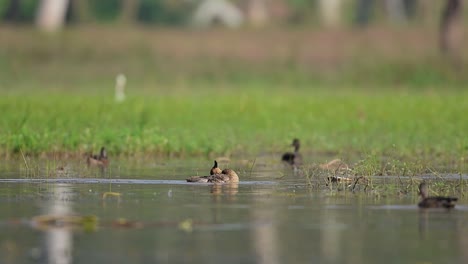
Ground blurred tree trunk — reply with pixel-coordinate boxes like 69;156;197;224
440;0;463;57
247;0;269;27
120;0;140;24
418;0;433;25
70;0;92;23
3;0;21;22
319;0;342;27
36;0;70;32
355;0;374;26
385;0;406;23
403;0;417;19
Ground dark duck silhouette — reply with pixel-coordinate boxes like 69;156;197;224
281;138;302;166
418;182;458;209
87;147;109;167
187;167;239;184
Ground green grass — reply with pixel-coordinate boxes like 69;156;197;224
1;88;467;160
0;26;467;174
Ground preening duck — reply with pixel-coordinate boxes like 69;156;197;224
87;147;109;167
187;168;239;184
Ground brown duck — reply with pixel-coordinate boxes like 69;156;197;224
210;160;222;175
281;138;302;166
187;169;239;184
418;182;458;209
87;147;109;167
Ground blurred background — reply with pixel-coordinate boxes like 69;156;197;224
0;1;467;158
0;0;465;90
1;0;463;30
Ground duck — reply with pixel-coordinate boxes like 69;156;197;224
210;169;239;183
418;182;458;209
281;138;302;166
87;147;109;167
187;168;239;184
210;160;222;175
321;159;352;183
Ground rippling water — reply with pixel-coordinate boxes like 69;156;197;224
0;158;467;263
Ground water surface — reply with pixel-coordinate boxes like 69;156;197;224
0;159;467;264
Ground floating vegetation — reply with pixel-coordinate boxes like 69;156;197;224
31;214;98;232
178;219;193;233
9;215;256;233
102;192;122;199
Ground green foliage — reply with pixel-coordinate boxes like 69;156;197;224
0;0;39;21
90;0;121;21
20;0;38;20
138;0;192;25
0;88;467;170
0;0;8;17
0;26;467;172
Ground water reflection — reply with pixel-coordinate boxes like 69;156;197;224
251;185;279;264
458;219;468;263
320;205;342;264
421;208;468;263
0;159;468;264
252;215;279;264
418;209;429;240
210;183;239;200
42;184;74;264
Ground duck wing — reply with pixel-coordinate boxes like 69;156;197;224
208;174;230;183
186;175;212;183
282;152;295;163
293;153;302;165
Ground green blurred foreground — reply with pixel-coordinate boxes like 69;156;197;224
0;27;467;169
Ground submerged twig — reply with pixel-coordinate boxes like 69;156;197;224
102;192;122;199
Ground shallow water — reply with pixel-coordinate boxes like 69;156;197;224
0;159;467;264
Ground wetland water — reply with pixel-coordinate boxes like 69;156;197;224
0;159;467;264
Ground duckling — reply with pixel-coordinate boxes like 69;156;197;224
210;160;222;175
87;147;109;167
281;138;302;166
418;182;458;209
187;169;239;184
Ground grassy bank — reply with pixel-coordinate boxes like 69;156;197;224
1;88;467;159
0;26;467;172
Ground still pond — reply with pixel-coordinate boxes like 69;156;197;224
0;158;467;264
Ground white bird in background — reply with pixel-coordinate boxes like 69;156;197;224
115;74;127;103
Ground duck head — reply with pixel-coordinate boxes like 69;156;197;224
221;169;239;183
99;147;108;159
418;182;428;199
291;138;300;151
